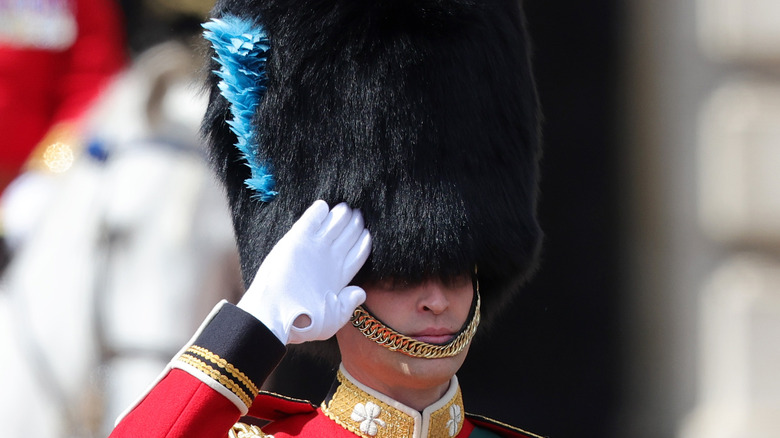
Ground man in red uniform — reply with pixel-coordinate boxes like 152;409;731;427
111;0;544;435
112;199;542;438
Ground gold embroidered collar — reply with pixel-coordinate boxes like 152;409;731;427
322;365;465;438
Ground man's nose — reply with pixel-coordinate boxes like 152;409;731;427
418;282;450;314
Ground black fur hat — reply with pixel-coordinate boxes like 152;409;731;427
203;0;542;325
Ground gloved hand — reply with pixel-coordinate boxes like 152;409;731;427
238;200;372;344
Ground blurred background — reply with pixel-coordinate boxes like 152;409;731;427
1;0;779;437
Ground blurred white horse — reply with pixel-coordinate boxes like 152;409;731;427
0;40;240;438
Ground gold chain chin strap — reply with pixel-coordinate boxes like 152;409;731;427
350;291;481;359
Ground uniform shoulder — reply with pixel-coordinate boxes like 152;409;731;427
466;413;547;438
242;393;356;438
232;391;320;437
246;390;318;422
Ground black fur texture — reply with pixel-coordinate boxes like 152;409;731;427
203;0;543;327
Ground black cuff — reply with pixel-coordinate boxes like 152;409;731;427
177;303;286;408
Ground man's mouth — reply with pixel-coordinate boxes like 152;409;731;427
410;329;456;345
352;291;481;359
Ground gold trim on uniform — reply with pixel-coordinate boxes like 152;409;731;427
177;353;253;408
229;422;272;438
350;292;480;359
187;345;260;396
322;369;464;438
466;414;547;438
431;397;464;437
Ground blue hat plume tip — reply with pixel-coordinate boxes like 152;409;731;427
203;15;277;201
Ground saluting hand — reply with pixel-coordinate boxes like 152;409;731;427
238;200;372;344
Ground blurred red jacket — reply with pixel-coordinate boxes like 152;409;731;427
0;0;126;192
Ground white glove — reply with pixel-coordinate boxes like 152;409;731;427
238;200;372;345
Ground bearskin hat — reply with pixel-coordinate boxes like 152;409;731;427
202;0;542;326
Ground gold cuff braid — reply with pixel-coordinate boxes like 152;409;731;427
350;292;480;359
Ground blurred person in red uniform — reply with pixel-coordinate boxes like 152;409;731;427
0;0;126;194
0;0;125;275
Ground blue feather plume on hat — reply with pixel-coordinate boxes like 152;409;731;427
203;16;277;201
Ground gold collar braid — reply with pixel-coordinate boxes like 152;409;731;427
350;291;480;359
322;367;465;438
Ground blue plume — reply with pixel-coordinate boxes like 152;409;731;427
203;15;277;201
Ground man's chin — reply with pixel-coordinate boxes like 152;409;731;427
392;345;470;379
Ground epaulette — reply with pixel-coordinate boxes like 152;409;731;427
467;413;547;438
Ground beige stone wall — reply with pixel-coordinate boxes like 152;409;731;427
684;1;780;436
621;1;780;437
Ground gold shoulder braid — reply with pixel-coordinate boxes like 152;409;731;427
229;422;271;438
350;292;480;359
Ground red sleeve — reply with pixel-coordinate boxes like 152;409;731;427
53;0;126;124
110;302;287;437
110;369;240;438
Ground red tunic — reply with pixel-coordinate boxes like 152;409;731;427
110;302;543;438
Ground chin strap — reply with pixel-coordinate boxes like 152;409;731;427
350;285;481;359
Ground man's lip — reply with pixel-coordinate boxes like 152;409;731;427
410;329;456;344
